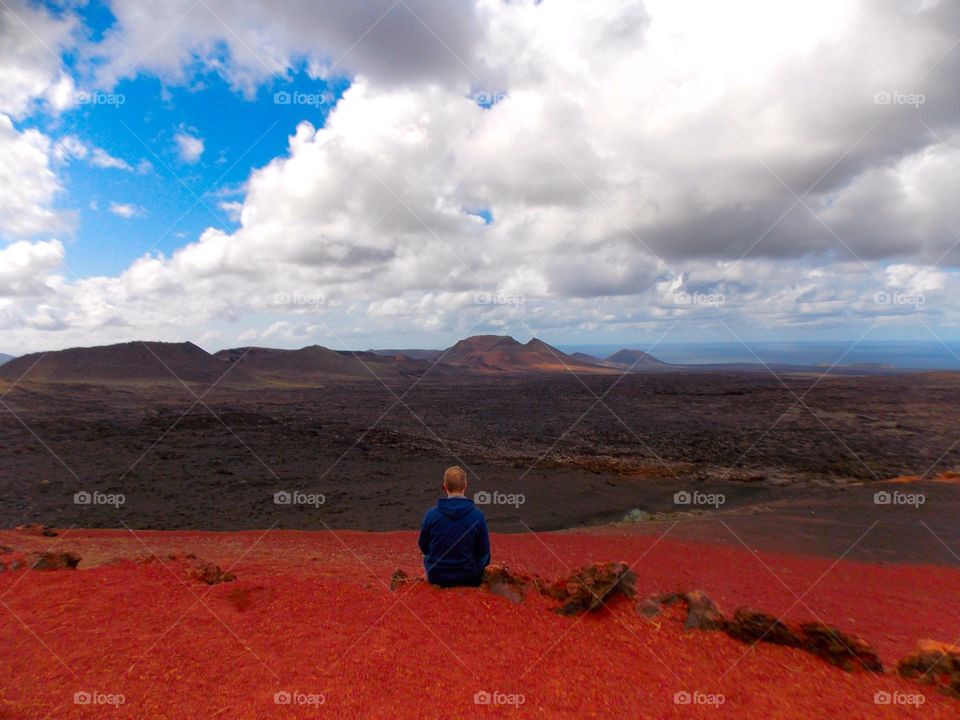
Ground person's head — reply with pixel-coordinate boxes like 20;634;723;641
442;465;468;496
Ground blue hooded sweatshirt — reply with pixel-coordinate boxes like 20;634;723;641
418;496;490;587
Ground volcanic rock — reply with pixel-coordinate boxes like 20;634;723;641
899;639;960;696
482;564;529;604
187;561;236;585
390;568;415;592
635;591;723;630
682;590;725;631
797;622;883;672
30;551;81;570
725;608;802;646
898;639;959;681
541;561;636;615
636;594;670;618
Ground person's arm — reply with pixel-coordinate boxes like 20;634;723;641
418;510;432;556
475;513;491;570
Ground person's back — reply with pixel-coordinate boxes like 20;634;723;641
418;466;490;587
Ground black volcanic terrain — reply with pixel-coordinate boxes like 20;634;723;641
2;336;960;563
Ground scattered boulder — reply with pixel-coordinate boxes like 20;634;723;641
725;608;802;647
899;639;960;697
187;561;236;585
635;591;723;630
634;594;886;676
15;524;57;537
390;568;414;592
482;564;529;604
797;622;883;672
682;590;725;631
540;561;636;615
636;594;671;618
898;639;959;681
30;551;80;570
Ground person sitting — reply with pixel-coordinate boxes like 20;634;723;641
418;465;490;587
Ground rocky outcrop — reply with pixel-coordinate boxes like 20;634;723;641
187;561;236;585
636;594;883;673
682;590;725;631
30;551;81;570
635;590;724;630
898;639;960;697
389;568;421;592
539;561;637;615
725;608;802;647
796;622;883;672
482;564;529;604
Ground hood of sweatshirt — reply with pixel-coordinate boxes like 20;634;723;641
436;496;476;520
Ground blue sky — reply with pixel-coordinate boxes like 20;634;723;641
57;70;347;276
1;0;959;355
29;2;351;278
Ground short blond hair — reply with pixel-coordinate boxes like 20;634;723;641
442;465;467;493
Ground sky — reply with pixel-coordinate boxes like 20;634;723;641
1;0;960;355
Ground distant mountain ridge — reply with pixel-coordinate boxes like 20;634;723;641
0;335;917;386
0;342;229;385
0;335;672;386
0;353;13;366
606;348;667;368
212;345;442;382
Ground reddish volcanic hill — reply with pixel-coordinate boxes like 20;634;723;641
0;341;234;385
441;335;616;374
2;527;959;719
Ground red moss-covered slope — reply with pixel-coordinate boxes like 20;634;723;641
1;528;957;719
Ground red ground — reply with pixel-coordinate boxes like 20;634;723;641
2;527;958;719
